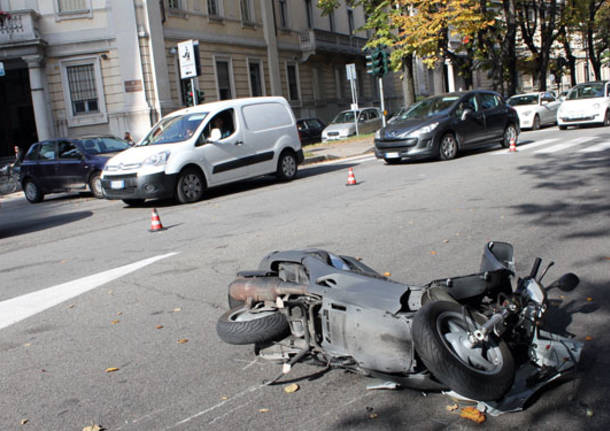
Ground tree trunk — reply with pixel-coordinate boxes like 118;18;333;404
402;54;416;106
502;0;518;96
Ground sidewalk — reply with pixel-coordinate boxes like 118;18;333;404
302;134;375;164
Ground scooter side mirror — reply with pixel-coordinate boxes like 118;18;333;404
548;272;579;292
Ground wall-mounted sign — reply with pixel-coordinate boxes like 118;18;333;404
124;79;143;93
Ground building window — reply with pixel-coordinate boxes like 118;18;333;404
58;0;88;13
329;11;335;32
241;0;254;24
168;0;183;10
215;59;233;100
208;0;220;17
286;63;300;101
66;64;99;115
305;0;313;29
248;60;264;97
279;0;288;28
347;9;354;35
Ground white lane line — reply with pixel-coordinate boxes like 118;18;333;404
0;252;178;330
492;138;559;155
307;153;376;167
578;141;610;153
535;137;596;154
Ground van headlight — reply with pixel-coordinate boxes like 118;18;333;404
522;110;532;116
143;151;170;166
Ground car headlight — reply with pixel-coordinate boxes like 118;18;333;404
143;151;170;166
412;122;439;136
375;129;381;139
522;110;532;116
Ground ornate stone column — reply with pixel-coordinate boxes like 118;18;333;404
23;54;52;141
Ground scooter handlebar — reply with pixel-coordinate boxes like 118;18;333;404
530;257;542;279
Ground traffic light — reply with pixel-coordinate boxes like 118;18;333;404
366;47;389;78
196;89;205;103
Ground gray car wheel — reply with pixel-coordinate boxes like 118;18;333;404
89;172;104;199
604;110;610;127
439;134;458;161
501;124;518;148
532;115;540;131
24;180;44;203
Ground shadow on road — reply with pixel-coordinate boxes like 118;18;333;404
0;210;93;239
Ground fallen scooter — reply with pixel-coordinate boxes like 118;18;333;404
216;241;583;415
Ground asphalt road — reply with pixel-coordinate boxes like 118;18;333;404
1;126;609;430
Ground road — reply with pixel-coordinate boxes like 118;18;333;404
1;126;609;430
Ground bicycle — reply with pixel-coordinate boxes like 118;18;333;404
0;163;20;195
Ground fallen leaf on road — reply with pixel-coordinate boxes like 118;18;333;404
177;338;189;344
67;304;75;309
107;290;113;295
586;408;594;417
105;367;119;373
586;297;593;302
117;312;123;316
369;413;378;419
60;260;67;264
284;383;299;393
384;272;391;277
111;320;120;325
156;325;164;329
258;408;270;413
82;426;103;431
173;307;182;313
443;239;449;243
585;336;593;341
430;251;437;255
460;406;485;423
605;257;610;261
20;419;28;424
221;396;228;400
446;403;458;412
23;343;31;347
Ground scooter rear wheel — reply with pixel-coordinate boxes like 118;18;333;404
412;301;515;401
217;306;289;345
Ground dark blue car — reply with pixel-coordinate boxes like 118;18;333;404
20;136;130;203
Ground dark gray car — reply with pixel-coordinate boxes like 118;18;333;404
374;91;520;163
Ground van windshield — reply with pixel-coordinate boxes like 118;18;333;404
139;113;208;146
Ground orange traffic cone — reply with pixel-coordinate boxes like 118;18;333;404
509;136;518;152
346;167;358;186
149;208;165;232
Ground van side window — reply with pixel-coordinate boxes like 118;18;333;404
203;108;236;140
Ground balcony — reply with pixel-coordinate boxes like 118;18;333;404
299;29;368;56
0;10;41;45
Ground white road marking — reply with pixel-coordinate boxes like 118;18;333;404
492;138;559;155
0;252;178;330
534;137;596;154
577;141;610;153
307;153;376;167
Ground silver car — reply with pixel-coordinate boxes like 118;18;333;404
506;92;560;130
322;108;383;141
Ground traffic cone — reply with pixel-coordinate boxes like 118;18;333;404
509;136;518;152
346;167;358;186
149;208;165;232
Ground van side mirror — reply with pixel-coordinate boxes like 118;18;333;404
208;128;222;142
460;108;473;121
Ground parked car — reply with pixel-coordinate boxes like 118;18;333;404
374;90;520;163
101;97;303;206
321;107;383;141
557;81;610;129
20;136;131;203
296;118;326;145
506;92;560;130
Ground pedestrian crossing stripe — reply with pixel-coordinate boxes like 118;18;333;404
493;137;609;155
534;137;596;154
577;141;610;153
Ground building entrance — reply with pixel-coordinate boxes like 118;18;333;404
0;59;38;159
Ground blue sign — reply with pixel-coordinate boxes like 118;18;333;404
0;61;5;77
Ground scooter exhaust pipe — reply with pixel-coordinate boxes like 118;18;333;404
229;277;308;302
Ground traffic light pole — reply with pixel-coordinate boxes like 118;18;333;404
191;77;198;106
378;77;386;128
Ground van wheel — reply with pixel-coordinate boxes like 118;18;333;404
24;180;44;203
276;150;297;181
176;168;206;204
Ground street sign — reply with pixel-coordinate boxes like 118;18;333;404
346;63;356;81
0;61;5;77
178;40;197;79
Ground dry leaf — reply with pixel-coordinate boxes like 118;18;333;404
105;367;119;373
68;304;75;309
586;297;593;302
20;419;29;425
177;338;189;344
221;396;228;400
369;413;378;419
443;239;449;243
446;403;459;412
586;408;594;417
23;343;31;347
82;426;103;431
259;408;270;413
173;307;182;312
107;290;113;295
430;251;437;255
460;406;485;424
156;325;164;329
585;336;593;341
284;383;299;393
111;320;120;325
117;312;123;316
384;272;392;277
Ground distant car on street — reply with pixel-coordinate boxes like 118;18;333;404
296;118;326;145
507;92;560;130
557;81;610;129
374;90;519;163
321;107;383;141
20;136;131;203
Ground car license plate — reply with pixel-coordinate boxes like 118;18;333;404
385;152;399;158
110;180;125;189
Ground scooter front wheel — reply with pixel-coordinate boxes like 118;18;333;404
412;301;515;401
217;306;289;345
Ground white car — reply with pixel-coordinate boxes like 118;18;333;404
557;81;610;129
506;92;560;130
321;108;383;141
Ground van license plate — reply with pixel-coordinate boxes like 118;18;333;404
110;180;125;189
385;152;399;158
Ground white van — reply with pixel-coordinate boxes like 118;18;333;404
101;97;303;205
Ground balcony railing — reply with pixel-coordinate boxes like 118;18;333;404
299;29;367;56
0;10;41;44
